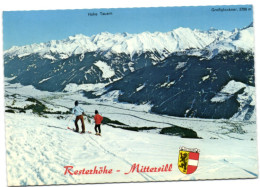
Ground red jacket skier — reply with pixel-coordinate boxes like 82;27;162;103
94;110;103;135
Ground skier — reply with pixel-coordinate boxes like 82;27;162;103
94;110;103;136
72;101;85;133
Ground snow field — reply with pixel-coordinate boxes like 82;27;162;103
4;81;258;186
5;112;258;186
94;61;115;79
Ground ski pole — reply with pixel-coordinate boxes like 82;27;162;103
66;115;73;127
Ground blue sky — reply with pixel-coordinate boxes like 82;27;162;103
3;5;253;50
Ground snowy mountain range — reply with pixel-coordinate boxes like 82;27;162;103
4;23;254;59
3;23;255;121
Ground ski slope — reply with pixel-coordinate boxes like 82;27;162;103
4;81;258;186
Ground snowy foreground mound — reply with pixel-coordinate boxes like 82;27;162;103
5;81;258;186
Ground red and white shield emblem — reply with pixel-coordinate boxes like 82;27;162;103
178;147;200;174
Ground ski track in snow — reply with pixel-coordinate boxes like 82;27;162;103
222;159;258;177
86;134;155;181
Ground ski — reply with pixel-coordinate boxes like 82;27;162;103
67;127;78;133
80;131;92;134
67;127;92;134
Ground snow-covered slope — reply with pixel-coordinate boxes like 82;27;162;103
211;80;256;121
4;79;258;186
4;27;239;59
205;26;254;58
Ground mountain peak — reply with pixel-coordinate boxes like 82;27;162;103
242;22;253;30
173;27;192;33
208;27;218;31
67;34;89;41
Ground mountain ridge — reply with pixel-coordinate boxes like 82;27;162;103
3;23;255;121
4;24;253;59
